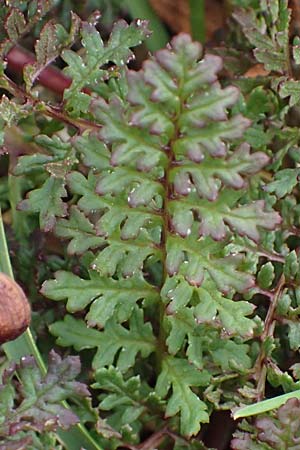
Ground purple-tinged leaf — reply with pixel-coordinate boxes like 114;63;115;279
166;235;254;293
0;351;89;443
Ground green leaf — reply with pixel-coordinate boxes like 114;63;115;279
283;251;299;279
170;191;280;242
0;94;29;126
170;143;268;201
24;20;59;90
50;308;156;371
55;206;103;254
91;232;161;278
155;356;210;436
162;276;255;337
165;310;252;372
265;168;300;198
166;234;254;292
257;262;275;289
92;367;149;431
293;36;300;65
74;134;110;170
194;279;255;336
288;322;300;351
42;270;158;327
279;79;300;107
4;7;25;43
233;2;290;73
18;177;67;232
63;19;150;114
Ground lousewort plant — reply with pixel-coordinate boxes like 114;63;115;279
1;1;300;449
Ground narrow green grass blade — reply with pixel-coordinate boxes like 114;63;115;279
124;0;169;51
189;0;205;43
233;390;300;419
0;208;103;450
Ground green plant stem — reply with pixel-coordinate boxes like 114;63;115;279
189;0;205;43
124;0;169;51
0;208;103;450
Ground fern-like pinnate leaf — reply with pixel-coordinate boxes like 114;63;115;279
40;33;281;437
155;357;210;437
63;19;150;114
18;177;68;232
49;309;156;371
92;367;158;433
42;270;159;327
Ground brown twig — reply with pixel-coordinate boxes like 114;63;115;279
254;274;286;401
126;427;168;450
1;68;100;133
7;46;72;96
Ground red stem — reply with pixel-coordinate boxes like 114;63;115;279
7;46;72;96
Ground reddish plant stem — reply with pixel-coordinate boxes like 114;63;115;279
7;46;72;96
2;67;99;132
254;274;286;401
126;427;168;450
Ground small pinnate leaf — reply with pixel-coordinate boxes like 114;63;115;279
265;168;300;198
54;206;103;255
50;309;156;371
18;177;67;232
257;262;275;289
0;94;30;126
92;367;157;433
233;3;290;73
155;356;210;437
24;13;81;90
293;36;300;65
42;269;158;327
63;19;150;114
5;7;26;43
279;79;300;107
288;322;300;351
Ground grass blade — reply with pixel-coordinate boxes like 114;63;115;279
233;390;300;419
189;0;205;43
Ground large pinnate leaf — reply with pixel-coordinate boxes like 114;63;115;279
155;356;210;437
37;30;282;442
